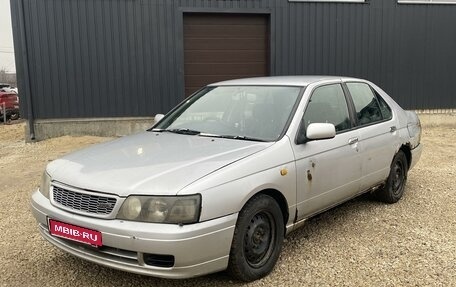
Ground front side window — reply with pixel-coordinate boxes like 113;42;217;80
346;82;383;126
302;84;351;133
155;86;302;141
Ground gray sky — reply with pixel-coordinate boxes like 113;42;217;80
0;0;15;73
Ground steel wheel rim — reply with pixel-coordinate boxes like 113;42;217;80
243;211;276;268
392;161;405;195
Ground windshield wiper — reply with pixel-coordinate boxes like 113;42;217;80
201;134;267;142
225;135;267;142
152;129;266;141
164;128;201;135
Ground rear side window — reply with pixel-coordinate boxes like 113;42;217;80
302;84;351;132
376;93;392;120
346;82;383;126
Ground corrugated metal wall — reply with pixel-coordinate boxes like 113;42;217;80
10;0;456;120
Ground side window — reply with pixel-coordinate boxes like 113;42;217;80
346;82;383;125
376;93;392;120
302;84;351;132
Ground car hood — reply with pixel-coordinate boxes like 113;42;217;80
47;131;272;196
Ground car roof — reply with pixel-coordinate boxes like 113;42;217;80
209;76;361;87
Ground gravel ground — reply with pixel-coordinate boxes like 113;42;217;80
0;121;455;287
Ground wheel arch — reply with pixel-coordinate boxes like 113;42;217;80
399;144;412;169
250;189;289;234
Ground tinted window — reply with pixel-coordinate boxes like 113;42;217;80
346;82;383;125
302;84;351;132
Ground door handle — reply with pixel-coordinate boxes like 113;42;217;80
390;126;397;133
348;137;359;145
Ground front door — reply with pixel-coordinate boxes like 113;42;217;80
292;83;362;220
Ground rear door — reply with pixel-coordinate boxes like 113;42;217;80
292;83;362;220
344;82;398;191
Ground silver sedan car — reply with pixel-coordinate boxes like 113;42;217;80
31;76;422;281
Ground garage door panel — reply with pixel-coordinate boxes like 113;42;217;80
185;50;267;63
183;14;268;25
184;38;266;50
185;63;267;75
184;25;267;38
185;75;263;87
184;13;269;97
185;88;202;97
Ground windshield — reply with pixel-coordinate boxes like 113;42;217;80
155;85;302;142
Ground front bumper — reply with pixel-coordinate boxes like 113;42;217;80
31;190;237;279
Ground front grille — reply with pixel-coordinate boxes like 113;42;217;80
52;186;117;215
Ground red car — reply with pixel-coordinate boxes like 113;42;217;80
0;91;20;121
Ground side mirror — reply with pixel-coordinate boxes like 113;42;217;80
154;114;165;123
306;123;336;140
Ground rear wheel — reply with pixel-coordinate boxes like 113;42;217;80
227;194;284;282
375;150;408;203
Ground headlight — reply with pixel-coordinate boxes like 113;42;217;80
117;194;201;224
121;197;142;219
39;172;51;198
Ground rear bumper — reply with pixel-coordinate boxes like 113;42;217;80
409;143;423;170
31;190;237;279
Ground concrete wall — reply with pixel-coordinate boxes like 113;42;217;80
418;112;456;128
26;117;155;142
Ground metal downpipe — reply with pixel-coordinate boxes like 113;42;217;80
17;0;35;140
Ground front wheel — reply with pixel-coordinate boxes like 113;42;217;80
375;150;409;204
9;113;19;120
227;194;284;282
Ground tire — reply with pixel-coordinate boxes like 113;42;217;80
9;113;19;120
375;150;409;204
227;194;284;282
